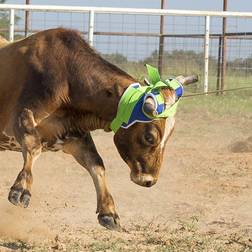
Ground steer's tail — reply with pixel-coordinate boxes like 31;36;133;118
0;35;9;48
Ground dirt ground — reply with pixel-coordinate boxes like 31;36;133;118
0;106;251;251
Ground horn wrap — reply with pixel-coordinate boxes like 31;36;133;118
110;64;198;133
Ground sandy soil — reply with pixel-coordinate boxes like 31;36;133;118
0;109;251;251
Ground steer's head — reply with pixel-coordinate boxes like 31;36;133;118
114;88;176;188
111;64;197;188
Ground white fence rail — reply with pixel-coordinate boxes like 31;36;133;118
1;4;252;17
1;4;252;93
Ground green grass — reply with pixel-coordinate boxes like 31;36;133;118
180;92;252;116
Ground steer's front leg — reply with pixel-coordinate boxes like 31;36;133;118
9;108;42;208
63;133;121;231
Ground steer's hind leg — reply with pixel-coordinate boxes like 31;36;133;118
63;133;121;231
8;109;42;208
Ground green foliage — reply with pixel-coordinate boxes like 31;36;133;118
0;0;21;39
140;49;218;77
103;52;128;65
227;56;252;75
0;0;7;37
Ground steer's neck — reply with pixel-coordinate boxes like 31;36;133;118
94;69;136;122
69;56;136;126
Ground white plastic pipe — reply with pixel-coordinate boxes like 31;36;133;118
204;16;210;93
1;4;252;18
88;10;94;46
9;8;15;42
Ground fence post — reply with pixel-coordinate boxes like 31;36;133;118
204;15;210;93
158;0;166;76
220;0;228;94
216;36;222;95
88;10;95;46
9;9;15;42
25;0;30;37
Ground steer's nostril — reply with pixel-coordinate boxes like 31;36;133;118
145;181;153;187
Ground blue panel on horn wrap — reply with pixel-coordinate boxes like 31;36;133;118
175;84;183;98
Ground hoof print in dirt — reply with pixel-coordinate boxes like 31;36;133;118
98;214;122;231
230;136;252;153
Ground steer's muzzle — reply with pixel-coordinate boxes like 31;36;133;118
130;172;157;187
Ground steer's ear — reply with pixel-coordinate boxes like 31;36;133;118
106;83;125;98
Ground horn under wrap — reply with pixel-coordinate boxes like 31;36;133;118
142;96;157;117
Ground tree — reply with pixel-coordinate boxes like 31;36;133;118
0;0;10;38
0;0;21;39
141;49;218;77
102;53;128;65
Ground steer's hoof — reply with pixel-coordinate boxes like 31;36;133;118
8;188;23;206
8;188;31;208
20;190;31;208
98;213;122;231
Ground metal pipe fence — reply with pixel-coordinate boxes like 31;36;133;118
1;4;252;94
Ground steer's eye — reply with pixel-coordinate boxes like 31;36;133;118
143;133;155;145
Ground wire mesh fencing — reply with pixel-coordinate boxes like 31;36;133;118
1;5;252;94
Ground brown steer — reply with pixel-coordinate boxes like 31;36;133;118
0;28;190;230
